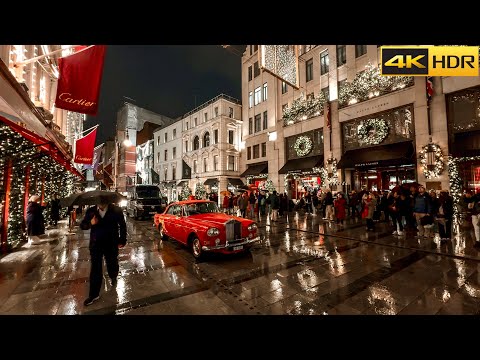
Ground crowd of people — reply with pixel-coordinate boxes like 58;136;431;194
221;184;480;248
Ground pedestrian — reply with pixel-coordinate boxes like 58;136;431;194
248;191;257;218
80;195;127;306
363;192;377;231
50;194;61;226
238;193;248;218
324;191;334;221
26;195;45;243
222;192;230;214
270;190;280;222
334;193;347;227
436;189;453;241
413;185;432;239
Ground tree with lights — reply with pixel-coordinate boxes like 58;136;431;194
195;183;207;199
179;184;192;201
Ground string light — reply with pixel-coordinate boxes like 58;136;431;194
338;63;414;108
195;183;207;199
1;124;78;249
283;91;327;126
179;183;192;200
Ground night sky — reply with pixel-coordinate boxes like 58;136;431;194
85;45;244;144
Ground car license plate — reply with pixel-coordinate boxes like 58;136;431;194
233;245;243;251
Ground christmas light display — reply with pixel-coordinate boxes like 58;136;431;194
294;136;314;157
357;118;389;145
419;143;444;179
0;123;78;249
179;183;192;201
261;45;298;88
338;63;414;108
263;179;276;193
283;91;327;126
195;183;206;199
448;155;480;224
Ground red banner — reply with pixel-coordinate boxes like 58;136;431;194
74;128;98;164
55;45;106;116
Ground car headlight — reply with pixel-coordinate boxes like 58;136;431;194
207;228;220;236
247;223;258;231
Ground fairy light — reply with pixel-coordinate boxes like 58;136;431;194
283;91;327;126
0;124;78;249
338;63;414;109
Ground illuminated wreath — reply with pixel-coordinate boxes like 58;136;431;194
419;143;444;179
294;136;313;157
358;118;389;145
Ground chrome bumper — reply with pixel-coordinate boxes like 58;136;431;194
202;236;261;251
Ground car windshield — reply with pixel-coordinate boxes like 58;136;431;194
184;202;219;216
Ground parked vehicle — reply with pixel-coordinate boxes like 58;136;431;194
126;185;167;220
154;200;260;259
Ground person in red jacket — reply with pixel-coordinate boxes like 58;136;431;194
334;193;347;227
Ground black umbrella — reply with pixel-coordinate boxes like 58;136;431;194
61;190;126;207
59;192;83;207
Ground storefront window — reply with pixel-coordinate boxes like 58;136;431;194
285;129;323;161
342;104;414;152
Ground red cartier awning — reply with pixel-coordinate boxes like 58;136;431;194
0;115;84;179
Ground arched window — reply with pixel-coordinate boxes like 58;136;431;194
193;136;200;150
203;132;210;147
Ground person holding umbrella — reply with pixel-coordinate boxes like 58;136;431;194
80;194;127;306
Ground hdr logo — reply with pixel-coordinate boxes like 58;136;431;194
381;46;479;76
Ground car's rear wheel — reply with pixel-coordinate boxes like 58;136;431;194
158;224;168;241
191;236;203;260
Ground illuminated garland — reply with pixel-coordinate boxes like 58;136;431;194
419;143;444;179
0;124;78;250
358;118;389;145
246;173;268;181
283;91;327;126
448;155;480;224
294;136;313;157
338;63;414;108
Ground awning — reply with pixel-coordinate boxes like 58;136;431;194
337;141;415;169
0;114;83;179
240;162;268;177
177;180;188;187
204;178;218;186
228;178;244;186
278;155;324;174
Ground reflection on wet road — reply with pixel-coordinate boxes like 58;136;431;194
1;212;480;315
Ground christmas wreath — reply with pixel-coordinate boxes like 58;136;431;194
294;136;313;157
357;118;389;145
419;143;444;179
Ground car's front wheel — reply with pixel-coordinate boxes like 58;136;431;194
191;236;203;260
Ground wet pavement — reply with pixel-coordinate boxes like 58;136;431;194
1;211;480;315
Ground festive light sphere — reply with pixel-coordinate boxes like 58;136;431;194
294;136;313;157
357;118;389;145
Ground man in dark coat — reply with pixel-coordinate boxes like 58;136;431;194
50;194;61;226
26;195;45;239
80;196;127;306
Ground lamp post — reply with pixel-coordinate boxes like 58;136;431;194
425;142;436;172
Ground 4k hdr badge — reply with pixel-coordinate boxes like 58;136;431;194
381;46;479;76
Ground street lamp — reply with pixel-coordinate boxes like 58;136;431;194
123;132;132;147
425;142;436;171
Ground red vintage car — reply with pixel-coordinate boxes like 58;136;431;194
153;200;260;259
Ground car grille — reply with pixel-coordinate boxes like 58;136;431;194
225;220;242;244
